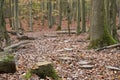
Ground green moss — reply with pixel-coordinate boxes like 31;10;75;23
3;55;14;62
89;32;117;49
31;64;59;80
56;26;61;31
24;70;32;79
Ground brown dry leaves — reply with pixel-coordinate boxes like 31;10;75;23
0;31;120;80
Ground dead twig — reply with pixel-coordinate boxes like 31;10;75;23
96;43;120;51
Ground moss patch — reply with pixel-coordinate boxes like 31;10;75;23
89;32;117;49
56;26;61;31
24;70;32;79
3;55;14;62
31;64;59;80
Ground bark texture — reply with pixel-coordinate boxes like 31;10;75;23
89;0;117;48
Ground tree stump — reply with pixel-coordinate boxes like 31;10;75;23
0;52;16;73
31;61;59;80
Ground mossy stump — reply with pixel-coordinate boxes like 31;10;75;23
31;61;59;80
0;52;16;73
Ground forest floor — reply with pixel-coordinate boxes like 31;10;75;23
0;19;120;80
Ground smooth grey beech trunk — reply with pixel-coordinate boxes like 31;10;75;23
89;0;117;48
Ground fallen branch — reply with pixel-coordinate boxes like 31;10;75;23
96;43;120;51
4;40;30;52
16;32;36;40
7;31;17;35
43;33;57;37
62;28;75;31
17;35;36;40
8;28;24;35
56;30;76;34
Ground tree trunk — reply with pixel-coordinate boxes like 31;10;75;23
104;0;110;33
73;0;77;21
11;0;15;30
89;0;117;49
48;0;52;28
57;0;62;30
109;0;118;41
7;0;12;28
76;0;81;35
67;6;71;36
41;0;45;26
29;0;33;31
0;0;10;47
81;0;86;32
116;0;120;29
14;0;19;31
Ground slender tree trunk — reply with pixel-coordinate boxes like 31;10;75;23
9;0;12;28
76;0;81;35
0;0;10;47
81;0;86;32
57;0;62;30
41;0;45;26
48;0;52;28
109;0;118;41
11;0;15;30
73;0;77;21
116;0;120;29
67;5;71;36
14;0;19;31
51;2;55;25
0;0;4;47
29;0;33;31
